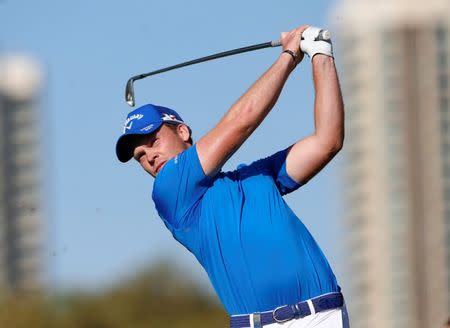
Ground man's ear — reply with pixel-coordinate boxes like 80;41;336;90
177;124;191;142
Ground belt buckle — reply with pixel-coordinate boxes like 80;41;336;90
272;305;290;323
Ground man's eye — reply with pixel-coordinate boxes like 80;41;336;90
134;151;143;161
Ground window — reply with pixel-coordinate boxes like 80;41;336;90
442;142;450;158
441;97;449;114
436;24;448;45
439;74;448;91
439;52;448;67
441;119;449;135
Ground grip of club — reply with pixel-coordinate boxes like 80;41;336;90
319;30;331;41
272;29;331;47
271;39;282;47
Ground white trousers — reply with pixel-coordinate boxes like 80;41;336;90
246;305;350;328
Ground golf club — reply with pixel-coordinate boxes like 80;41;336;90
125;30;330;107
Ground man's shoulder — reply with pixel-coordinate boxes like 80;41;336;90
152;144;212;197
155;145;196;180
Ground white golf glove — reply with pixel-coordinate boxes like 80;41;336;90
300;26;333;60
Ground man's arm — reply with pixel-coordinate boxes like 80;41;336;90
285;54;344;184
196;25;308;177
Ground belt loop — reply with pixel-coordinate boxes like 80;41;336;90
306;299;316;315
253;313;262;328
291;303;301;318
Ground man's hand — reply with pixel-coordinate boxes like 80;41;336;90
301;26;334;60
280;25;310;66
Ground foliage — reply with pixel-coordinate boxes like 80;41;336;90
0;263;228;328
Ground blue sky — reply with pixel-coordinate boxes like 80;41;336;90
1;0;345;293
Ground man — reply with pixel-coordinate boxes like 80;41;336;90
116;25;348;327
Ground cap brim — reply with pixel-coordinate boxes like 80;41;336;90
116;126;162;162
116;134;139;163
115;119;185;163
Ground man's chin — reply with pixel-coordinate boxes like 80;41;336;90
142;168;156;177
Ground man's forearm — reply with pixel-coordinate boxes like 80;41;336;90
196;25;308;177
312;55;344;151
220;53;295;134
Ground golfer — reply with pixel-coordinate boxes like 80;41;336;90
116;25;348;328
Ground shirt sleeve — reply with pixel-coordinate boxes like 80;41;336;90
243;147;302;196
152;145;211;230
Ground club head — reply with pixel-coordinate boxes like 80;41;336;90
125;78;135;107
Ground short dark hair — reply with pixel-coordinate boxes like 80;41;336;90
165;123;193;145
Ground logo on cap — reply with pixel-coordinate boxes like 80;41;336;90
124;122;133;131
123;114;144;133
162;113;179;122
140;124;155;132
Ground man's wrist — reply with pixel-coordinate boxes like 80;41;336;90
283;50;298;64
280;51;297;70
312;54;335;65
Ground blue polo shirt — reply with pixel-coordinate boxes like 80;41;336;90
152;145;339;315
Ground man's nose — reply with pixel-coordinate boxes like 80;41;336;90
144;148;158;164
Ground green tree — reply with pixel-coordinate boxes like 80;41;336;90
0;262;228;328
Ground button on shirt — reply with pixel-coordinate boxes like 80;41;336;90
152;145;339;315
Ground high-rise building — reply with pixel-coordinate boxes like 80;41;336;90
331;0;450;327
0;56;44;292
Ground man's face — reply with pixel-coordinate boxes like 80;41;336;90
132;124;190;177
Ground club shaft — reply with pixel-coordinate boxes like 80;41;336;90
125;29;330;106
130;41;280;82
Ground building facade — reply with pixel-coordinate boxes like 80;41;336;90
0;56;44;293
331;0;450;327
